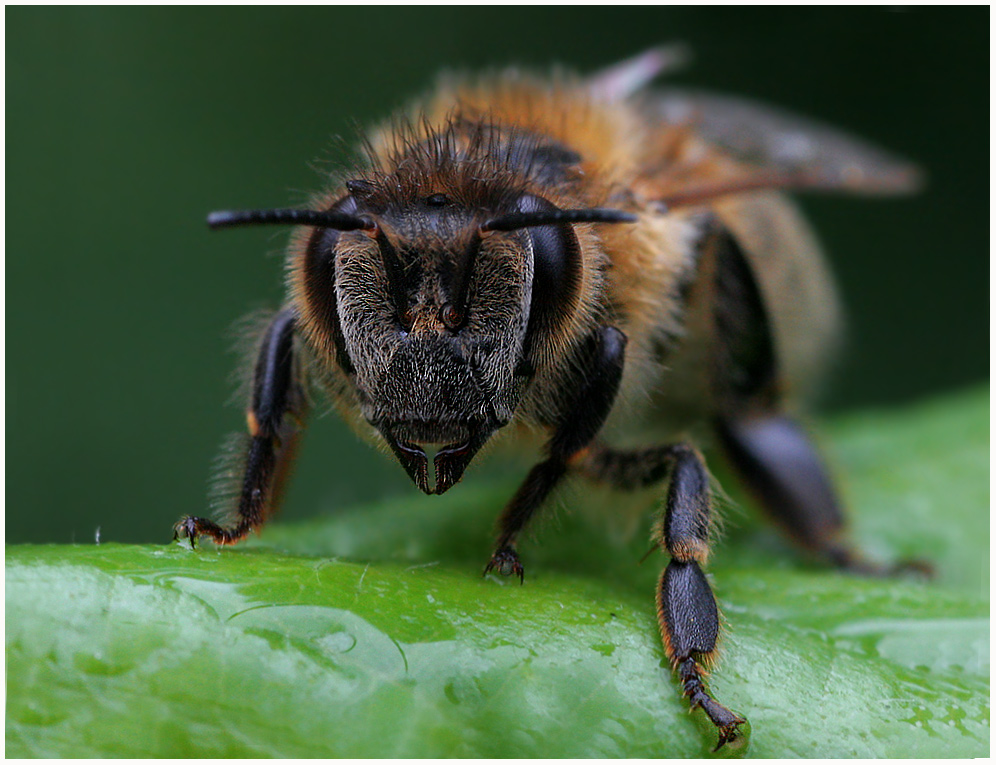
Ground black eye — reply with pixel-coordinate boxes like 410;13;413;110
302;195;360;375
425;193;449;207
513;194;582;348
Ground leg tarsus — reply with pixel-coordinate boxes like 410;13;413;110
173;516;201;547
483;546;524;583
890;558;935;578
172;515;245;547
676;657;745;750
829;544;935;579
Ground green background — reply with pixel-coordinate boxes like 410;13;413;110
6;7;988;544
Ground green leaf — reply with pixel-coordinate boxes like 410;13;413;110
6;388;989;757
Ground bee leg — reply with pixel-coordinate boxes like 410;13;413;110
705;214;928;575
485;326;627;581
657;445;745;748
713;413;931;576
174;308;306;546
578;443;746;749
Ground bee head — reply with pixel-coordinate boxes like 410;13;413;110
209;186;634;495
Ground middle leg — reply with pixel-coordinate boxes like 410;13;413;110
576;440;746;749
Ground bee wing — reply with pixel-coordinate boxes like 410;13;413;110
650;88;924;208
588;44;691;102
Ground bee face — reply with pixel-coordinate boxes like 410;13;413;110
307;192;537;494
288;119;630;494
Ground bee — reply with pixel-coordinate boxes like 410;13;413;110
175;47;927;750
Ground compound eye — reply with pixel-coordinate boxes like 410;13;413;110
302;194;362;375
439;303;464;330
513;194;582;339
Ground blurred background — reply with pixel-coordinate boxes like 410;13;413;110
7;7;987;544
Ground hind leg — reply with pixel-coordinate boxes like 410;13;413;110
705;213;928;575
714;413;930;576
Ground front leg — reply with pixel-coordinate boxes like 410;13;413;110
174;308;307;546
485;326;627;581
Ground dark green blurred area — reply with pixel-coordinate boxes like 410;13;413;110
7;8;987;544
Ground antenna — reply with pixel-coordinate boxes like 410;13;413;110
206;208;374;231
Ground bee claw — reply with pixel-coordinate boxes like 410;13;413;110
892;558;935;579
714;720;747;752
484;547;525;583
173;517;201;548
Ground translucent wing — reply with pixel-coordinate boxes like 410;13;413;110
588;44;691;102
588;47;923;209
649;88;923;207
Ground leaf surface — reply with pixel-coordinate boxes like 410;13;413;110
6;388;989;757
